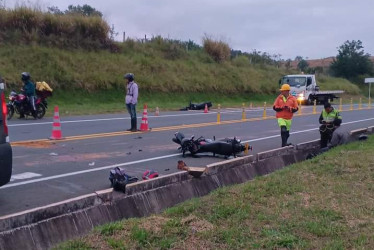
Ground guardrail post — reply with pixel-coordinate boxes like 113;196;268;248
359;97;362;110
249;102;253;109
369;98;372;109
313;99;317;114
217;104;221;124
350;98;353;111
263;102;267;119
242;103;246;121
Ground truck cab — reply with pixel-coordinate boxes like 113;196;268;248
0;77;12;187
279;74;343;105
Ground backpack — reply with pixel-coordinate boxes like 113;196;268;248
109;167;138;192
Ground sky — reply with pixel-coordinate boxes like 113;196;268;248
3;0;374;60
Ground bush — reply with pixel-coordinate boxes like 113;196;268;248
203;37;231;63
0;7;112;50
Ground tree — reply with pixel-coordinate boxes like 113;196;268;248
297;59;309;72
330;40;373;79
65;4;103;17
47;6;64;15
285;59;292;70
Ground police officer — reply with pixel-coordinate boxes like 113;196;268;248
319;102;342;148
20;72;37;119
124;73;138;132
273;84;299;147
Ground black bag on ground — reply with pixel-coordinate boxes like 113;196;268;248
109;167;138;192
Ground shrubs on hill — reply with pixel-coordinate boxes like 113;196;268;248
0;7;112;50
203;37;231;63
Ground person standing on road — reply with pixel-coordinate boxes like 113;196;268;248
20;72;37;119
124;73;138;132
273;84;299;147
319;102;342;148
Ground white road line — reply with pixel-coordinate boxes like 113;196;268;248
10;172;42;182
2;117;373;189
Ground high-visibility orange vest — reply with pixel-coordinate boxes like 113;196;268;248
273;94;298;120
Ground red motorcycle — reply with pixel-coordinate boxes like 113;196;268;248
7;90;48;120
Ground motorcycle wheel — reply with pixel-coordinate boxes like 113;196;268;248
36;104;46;119
7;105;14;120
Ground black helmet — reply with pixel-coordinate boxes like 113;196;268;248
124;73;134;81
21;72;30;81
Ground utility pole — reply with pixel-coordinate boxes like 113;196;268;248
123;32;126;42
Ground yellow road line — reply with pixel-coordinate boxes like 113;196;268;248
11;107;371;147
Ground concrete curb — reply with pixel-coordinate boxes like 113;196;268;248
0;127;373;250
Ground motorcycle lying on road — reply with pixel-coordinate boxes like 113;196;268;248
7;90;48;120
172;132;252;158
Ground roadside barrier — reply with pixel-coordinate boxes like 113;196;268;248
339;98;343;111
359;98;362;110
242;103;246;121
217;104;221;124
350;98;353;110
2;128;372;250
313;100;317;114
49;106;63;140
140;104;149;131
263;102;267;119
155;107;159;116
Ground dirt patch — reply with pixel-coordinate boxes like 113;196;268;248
11;140;55;148
139;215;170;233
182;215;214;233
298;192;311;208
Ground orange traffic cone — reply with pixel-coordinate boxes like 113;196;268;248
49;106;63;140
140;104;149;131
155;107;159;116
204;104;208;113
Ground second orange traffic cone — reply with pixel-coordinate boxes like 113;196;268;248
140;104;149;131
49;106;63;140
204;104;208;113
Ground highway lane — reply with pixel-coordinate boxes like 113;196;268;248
0;106;373;216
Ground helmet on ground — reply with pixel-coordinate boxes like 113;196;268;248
124;73;134;81
280;84;291;91
21;72;30;81
142;170;159;180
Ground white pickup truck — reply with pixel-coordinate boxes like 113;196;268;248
279;74;344;105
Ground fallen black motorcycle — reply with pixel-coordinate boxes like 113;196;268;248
172;132;252;158
180;101;212;111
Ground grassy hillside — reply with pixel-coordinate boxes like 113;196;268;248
57;136;374;249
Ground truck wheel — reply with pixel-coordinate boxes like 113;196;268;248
307;97;313;105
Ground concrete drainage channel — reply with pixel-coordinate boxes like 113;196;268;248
1;126;373;250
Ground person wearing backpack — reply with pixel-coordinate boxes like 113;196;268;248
124;73;138;132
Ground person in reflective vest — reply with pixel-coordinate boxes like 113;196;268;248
273;84;299;147
319;102;342;148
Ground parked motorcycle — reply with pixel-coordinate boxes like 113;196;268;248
172;132;252;158
7;90;47;120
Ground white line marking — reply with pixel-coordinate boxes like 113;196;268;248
10;172;42;182
2;117;373;189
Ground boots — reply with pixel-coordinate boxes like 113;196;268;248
281;126;292;147
130;118;137;132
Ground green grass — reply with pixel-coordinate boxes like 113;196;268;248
56;136;374;249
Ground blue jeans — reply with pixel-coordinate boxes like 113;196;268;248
126;103;137;119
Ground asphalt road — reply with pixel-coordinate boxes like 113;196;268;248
0;104;373;216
